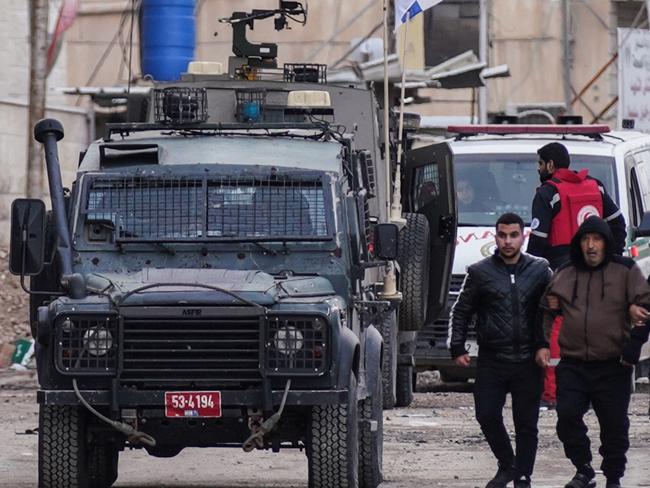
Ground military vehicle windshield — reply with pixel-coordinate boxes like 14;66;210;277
83;174;332;243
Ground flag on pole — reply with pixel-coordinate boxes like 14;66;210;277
47;0;80;75
394;0;444;30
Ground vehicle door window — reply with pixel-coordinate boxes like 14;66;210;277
634;150;650;211
629;166;643;227
414;163;440;211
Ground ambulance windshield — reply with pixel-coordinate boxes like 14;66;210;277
454;153;617;226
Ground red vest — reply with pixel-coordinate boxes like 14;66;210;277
545;168;603;247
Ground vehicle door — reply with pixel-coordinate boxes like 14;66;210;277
626;150;650;276
403;142;457;323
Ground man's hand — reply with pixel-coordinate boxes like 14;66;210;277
546;294;560;310
535;348;550;368
628;304;650;326
453;354;471;367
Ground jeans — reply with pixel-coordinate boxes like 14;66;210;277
474;357;544;478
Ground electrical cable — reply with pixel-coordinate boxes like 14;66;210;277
72;378;156;447
70;342;155;447
81;4;130;87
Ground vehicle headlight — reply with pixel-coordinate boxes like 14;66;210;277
83;327;114;356
273;326;304;356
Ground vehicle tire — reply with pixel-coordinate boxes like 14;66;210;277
88;443;119;488
379;310;397;409
439;369;470;383
395;364;414;407
308;371;359;488
39;405;89;488
358;367;383;488
397;213;430;331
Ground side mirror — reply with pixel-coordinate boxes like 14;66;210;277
374;223;399;260
10;199;46;276
632;211;650;240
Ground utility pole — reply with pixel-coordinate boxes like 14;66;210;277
478;0;488;123
26;0;49;198
562;0;572;114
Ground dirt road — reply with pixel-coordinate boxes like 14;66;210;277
1;373;649;487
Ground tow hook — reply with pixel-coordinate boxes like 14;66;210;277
242;379;291;452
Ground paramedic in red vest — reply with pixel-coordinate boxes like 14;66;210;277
527;142;626;269
527;142;627;408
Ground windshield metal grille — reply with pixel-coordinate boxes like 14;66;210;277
85;176;329;242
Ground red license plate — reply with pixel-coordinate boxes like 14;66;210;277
164;391;222;418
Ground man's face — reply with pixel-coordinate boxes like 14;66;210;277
537;158;555;183
495;223;524;260
457;180;474;205
580;232;606;267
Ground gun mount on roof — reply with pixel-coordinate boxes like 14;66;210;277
218;1;307;70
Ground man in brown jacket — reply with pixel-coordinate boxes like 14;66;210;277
536;216;650;488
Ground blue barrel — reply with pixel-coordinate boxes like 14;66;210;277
140;0;195;81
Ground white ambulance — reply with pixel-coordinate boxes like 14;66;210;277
417;124;650;381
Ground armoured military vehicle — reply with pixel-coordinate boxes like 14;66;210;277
9;3;456;487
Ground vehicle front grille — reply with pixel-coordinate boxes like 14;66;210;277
417;273;477;352
120;316;262;385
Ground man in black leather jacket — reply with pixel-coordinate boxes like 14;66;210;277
450;212;552;488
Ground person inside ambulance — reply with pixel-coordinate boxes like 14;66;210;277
457;177;492;213
527;142;626;271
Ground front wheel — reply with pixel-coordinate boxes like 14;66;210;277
358;368;383;488
308;372;359;488
39;405;90;488
395;364;414;407
88;443;119;488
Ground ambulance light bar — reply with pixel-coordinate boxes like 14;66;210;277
448;124;611;136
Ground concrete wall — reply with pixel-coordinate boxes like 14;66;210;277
0;1;89;244
0;0;70;102
0;101;90;243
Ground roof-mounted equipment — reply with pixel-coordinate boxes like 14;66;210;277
234;89;334;124
492;115;519;124
235;89;267;123
448;124;610;140
556;115;584;125
284;63;327;84
154;87;208;124
219;1;307;70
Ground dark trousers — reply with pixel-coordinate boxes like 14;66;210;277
474;357;543;478
556;359;632;481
